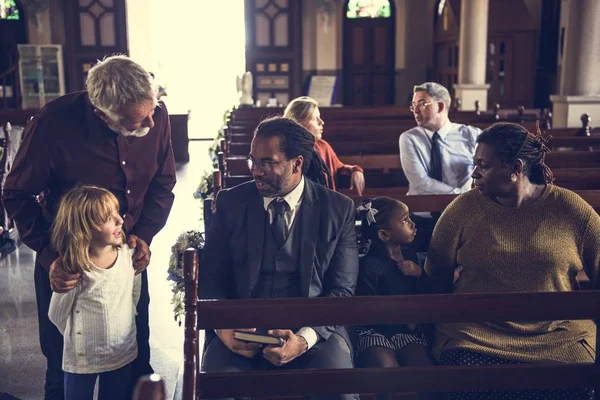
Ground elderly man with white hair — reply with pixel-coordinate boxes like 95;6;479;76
399;82;481;253
3;55;176;400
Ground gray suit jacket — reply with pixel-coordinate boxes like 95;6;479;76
199;178;359;340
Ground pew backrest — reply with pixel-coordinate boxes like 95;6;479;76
183;247;600;399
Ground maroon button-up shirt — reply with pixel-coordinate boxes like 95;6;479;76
3;91;176;270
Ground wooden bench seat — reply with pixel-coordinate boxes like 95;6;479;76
183;249;600;399
221;155;600;190
338;188;600;210
223;151;600;179
224;135;600;157
226;119;561;142
227;105;545;125
339;151;600;171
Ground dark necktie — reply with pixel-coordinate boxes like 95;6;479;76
270;199;288;248
429;132;443;182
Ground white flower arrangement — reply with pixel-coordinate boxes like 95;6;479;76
167;229;204;325
193;170;214;201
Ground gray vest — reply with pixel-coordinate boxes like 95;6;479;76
253;208;303;299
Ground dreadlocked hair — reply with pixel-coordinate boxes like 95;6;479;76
356;197;401;256
477;122;554;185
254;117;332;186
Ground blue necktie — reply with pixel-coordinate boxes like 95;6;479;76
429;132;443;182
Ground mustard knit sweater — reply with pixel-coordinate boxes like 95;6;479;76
425;185;599;364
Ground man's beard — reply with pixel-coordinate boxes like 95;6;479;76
107;122;150;137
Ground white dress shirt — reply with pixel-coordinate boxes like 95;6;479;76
261;176;319;350
399;120;480;197
48;247;141;373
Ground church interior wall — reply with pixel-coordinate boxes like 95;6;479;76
300;0;436;106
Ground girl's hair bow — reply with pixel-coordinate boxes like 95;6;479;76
357;202;379;225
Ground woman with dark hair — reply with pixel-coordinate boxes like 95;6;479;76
425;122;599;400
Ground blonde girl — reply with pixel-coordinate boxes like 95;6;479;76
48;185;140;400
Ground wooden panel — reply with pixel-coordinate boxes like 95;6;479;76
196;291;600;329
435;0;537;109
64;0;128;92
434;0;460;41
433;41;458;99
487;36;514;106
511;31;536;106
372;25;388;67
245;0;302;101
351;26;366;67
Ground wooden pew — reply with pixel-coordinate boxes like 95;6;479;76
227;104;547;126
183;249;600;399
339;151;600;171
224;134;600;158
202;187;598;289
224;109;595;158
340;188;600;211
220;152;600;191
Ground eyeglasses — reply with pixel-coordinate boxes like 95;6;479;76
409;102;434;113
246;155;289;172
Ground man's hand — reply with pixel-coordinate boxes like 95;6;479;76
49;257;80;293
216;328;262;358
127;235;151;275
262;329;308;367
350;171;365;196
397;260;422;277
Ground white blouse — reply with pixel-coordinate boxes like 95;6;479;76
48;247;141;374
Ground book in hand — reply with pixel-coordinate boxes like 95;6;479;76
233;331;284;347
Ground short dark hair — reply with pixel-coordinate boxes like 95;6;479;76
477;122;554;185
357;197;401;256
254;117;331;186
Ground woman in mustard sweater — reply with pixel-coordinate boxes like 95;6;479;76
425;122;598;400
283;96;365;195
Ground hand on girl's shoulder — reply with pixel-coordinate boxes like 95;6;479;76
396;260;422;277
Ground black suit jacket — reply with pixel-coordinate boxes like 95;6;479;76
199;178;359;340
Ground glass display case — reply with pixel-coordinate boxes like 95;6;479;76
17;44;65;109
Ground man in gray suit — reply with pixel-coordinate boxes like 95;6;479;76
200;117;359;400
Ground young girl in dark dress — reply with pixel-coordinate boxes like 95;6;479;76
355;197;434;380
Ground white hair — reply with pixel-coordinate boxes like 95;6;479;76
413;82;452;109
86;54;157;117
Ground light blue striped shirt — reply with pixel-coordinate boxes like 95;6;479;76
399;120;481;197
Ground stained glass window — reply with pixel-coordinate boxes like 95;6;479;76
1;0;20;20
346;0;391;19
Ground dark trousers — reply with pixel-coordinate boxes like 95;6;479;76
410;214;439;254
202;330;358;400
63;362;132;400
34;260;152;400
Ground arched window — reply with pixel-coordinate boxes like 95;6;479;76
346;0;391;19
0;0;20;20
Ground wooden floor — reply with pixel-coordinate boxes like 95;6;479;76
0;141;213;400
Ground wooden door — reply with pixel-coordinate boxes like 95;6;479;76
64;0;128;92
245;0;302;107
343;7;395;106
434;41;459;99
486;36;514;107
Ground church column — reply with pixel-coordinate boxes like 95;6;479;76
550;0;600;128
453;0;490;111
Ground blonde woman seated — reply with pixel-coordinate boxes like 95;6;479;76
284;96;365;195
